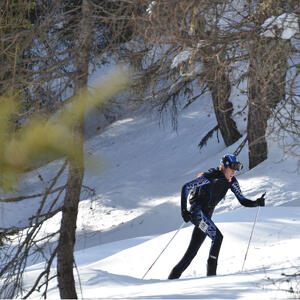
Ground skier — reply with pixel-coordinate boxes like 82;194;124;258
168;154;266;279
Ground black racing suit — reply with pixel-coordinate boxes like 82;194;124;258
168;168;260;279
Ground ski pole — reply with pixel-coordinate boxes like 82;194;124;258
142;221;185;280
241;205;260;272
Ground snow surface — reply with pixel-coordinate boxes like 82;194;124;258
171;48;193;69
261;13;299;40
1;89;300;299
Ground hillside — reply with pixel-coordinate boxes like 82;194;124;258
6;93;297;299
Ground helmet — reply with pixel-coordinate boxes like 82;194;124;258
220;154;243;171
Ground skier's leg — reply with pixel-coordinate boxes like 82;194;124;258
168;226;206;279
198;211;223;276
207;228;223;276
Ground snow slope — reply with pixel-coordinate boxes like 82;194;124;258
1;92;299;299
25;205;300;299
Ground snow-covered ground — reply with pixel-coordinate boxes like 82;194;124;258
1;91;300;299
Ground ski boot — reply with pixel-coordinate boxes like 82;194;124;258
207;256;218;276
168;267;182;280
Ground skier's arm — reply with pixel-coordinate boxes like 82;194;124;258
231;180;260;207
181;175;211;211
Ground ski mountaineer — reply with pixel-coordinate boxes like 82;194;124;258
168;154;266;279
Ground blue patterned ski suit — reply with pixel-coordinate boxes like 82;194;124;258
168;168;260;279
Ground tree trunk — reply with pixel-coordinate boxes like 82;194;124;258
57;153;84;299
247;67;268;169
247;38;289;169
57;0;92;298
205;58;242;147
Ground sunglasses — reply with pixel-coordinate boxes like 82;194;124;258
228;162;243;171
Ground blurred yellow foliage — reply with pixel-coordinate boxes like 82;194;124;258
0;68;129;191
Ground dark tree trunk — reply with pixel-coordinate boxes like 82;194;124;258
205;59;242;147
57;150;84;299
247;71;268;169
210;72;242;147
57;0;92;298
247;38;289;169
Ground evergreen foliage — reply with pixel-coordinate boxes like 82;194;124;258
0;70;128;191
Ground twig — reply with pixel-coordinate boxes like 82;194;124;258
198;125;219;149
23;247;58;299
233;136;248;156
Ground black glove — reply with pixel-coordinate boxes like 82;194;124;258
181;209;192;223
256;192;266;207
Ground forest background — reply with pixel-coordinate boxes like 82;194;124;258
0;0;299;298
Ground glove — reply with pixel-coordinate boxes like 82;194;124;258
181;209;192;223
256;192;266;207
